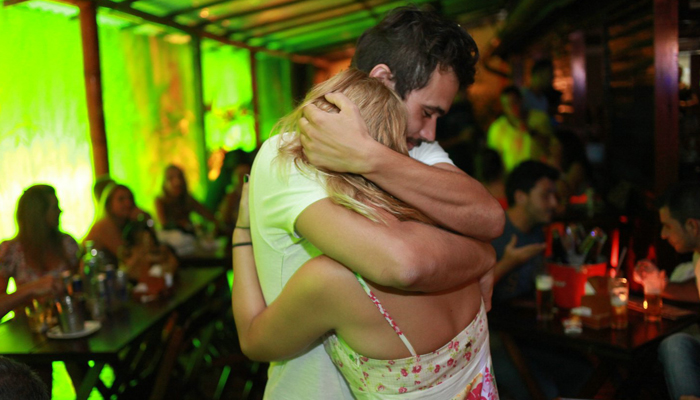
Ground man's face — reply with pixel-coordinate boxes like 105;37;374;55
401;68;459;150
659;206;695;253
523;178;558;225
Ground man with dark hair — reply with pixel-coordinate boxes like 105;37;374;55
654;182;700;400
487;85;559;173
522;59;554;114
249;5;504;399
489;161;592;399
492;160;560;303
0;356;50;400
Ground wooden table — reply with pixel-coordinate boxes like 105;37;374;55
0;267;227;400
488;298;700;399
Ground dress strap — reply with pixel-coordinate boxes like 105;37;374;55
354;273;417;357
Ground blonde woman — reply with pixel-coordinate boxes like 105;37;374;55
233;69;497;399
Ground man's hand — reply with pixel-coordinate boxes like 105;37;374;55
502;234;547;266
300;92;377;174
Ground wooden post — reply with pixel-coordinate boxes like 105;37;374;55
569;31;587;127
653;0;678;195
191;36;209;187
78;2;109;177
250;51;261;148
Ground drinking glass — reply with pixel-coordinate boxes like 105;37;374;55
609;277;629;329
536;273;554;321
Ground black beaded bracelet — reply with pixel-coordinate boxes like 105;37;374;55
232;242;252;248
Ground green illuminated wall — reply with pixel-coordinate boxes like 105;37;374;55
98;26;206;217
256;52;294;142
202;42;256;152
0;3;293;242
0;5;94;241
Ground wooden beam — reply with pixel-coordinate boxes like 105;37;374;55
78;1;109;177
191;36;209;189
165;0;231;18
195;0;308;29
2;0;31;7
88;0;330;68
653;0;678;194
570;30;587;127
230;0;404;39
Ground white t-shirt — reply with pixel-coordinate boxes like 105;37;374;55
249;135;453;399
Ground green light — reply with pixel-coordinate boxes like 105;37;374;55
0;5;94;242
202;42;256;153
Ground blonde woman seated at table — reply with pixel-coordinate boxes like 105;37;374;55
232;69;497;399
84;183;142;265
0;185;79;318
155;164;217;235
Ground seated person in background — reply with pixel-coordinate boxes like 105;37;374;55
0;356;50;400
119;220;178;282
84;183;140;265
0;185;79;318
474;148;507;209
489;161;592;399
654;182;700;400
204;149;255;214
487;85;561;173
93;174;150;221
155;164;216;234
233;69;497;399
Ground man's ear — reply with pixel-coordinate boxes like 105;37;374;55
368;64;395;91
514;189;527;206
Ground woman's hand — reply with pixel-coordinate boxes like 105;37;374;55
235;176;250;229
27;274;62;298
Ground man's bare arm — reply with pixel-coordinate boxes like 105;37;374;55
300;93;504;240
663;280;700;303
296;198;496;292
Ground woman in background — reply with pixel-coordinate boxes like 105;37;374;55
155;164;216;234
84;183;140;265
0;185;79;318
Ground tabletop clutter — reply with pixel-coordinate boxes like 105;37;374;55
26;240;174;338
538;224;691;332
538;224;623;331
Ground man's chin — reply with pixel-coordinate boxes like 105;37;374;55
406;140;422;150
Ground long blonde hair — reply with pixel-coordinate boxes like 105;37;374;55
276;68;433;225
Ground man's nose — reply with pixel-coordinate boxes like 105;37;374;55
420;119;437;142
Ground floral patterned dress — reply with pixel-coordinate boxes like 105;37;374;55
324;273;499;399
0;235;79;286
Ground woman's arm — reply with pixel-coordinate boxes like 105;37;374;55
231;182;337;361
189;195;217;223
155;197;167;227
0;275;60;318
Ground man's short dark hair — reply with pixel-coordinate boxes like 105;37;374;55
659;182;700;224
0;357;49;400
505;161;561;206
352;5;479;99
500;85;522;99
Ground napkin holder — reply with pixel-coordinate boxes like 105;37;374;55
577;276;611;329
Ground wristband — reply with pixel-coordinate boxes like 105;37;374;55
232;242;252;248
235;226;250;229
